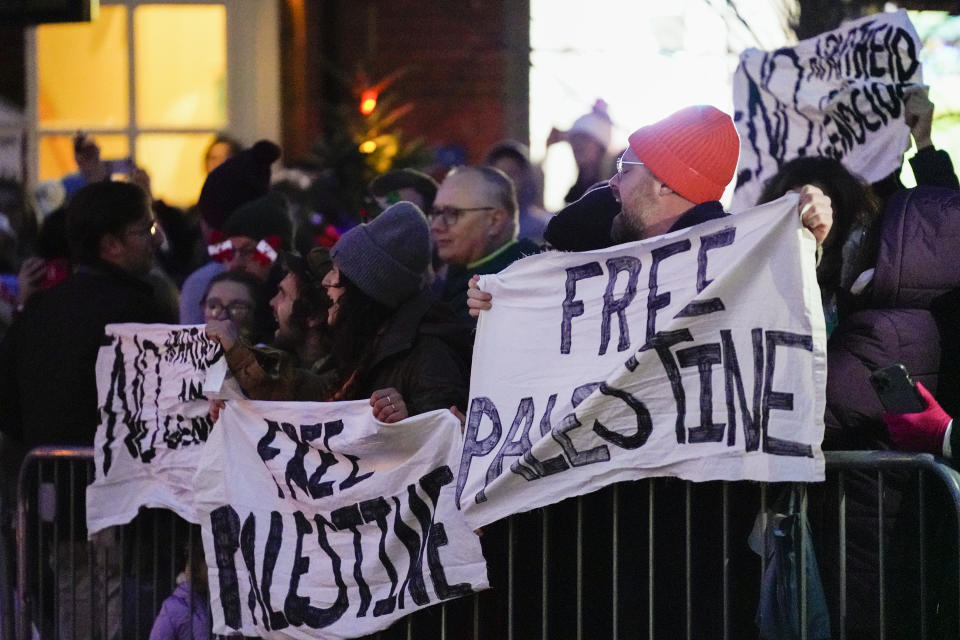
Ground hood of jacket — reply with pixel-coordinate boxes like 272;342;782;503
369;288;472;372
873;186;960;309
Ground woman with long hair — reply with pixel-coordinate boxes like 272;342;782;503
757;156;881;335
320;201;471;421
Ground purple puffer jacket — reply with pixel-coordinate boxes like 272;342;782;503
825;186;960;449
813;187;960;639
148;581;211;640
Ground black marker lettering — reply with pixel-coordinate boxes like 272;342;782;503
561;262;603;354
762;331;814;457
646;240;691;344
599;256;641;355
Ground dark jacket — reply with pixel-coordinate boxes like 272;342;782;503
932;287;960;421
910;146;959;191
224;341;335;402
665;200;729;231
148;580;211;640
325;289;473;416
825;186;960;449
544;185;728;251
871;145;959;205
440;237;540;323
816;187;960;638
0;260;175;448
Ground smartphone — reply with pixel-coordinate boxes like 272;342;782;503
869;364;926;413
107;158;134;180
41;258;70;290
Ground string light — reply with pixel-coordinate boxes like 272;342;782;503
360;90;377;115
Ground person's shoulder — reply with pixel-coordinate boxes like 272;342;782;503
15;274;83;320
474;239;540;276
79;265;151;296
668;200;728;233
153;582;195;626
74;265;173;322
515;237;542;255
544;184;618;251
61;172;86;196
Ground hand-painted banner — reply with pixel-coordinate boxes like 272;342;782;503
87;323;226;534
731;10;922;211
194;400;488;639
459;195;827;528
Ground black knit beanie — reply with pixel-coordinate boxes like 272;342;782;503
222;192;294;250
198;140;281;230
543;183;619;251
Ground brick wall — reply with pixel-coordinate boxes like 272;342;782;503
0;2;530;175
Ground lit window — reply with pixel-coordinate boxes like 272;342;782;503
134;4;226;129
36;3;227;206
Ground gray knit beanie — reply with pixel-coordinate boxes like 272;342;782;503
331;201;430;308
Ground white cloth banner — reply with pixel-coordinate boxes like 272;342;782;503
731;10;922;211
194;399;488;639
87;323;226;534
458;195;827;528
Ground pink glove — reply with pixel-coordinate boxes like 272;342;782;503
884;382;952;454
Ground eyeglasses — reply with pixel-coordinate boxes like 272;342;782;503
427;205;496;227
126;220;158;239
202;298;253;321
616;157;645;180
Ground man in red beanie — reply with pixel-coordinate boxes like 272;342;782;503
470;105;833;313
610;104;831;244
468;107;834;638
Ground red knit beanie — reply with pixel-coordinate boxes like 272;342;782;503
627;105;739;204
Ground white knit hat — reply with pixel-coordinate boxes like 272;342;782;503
568;99;613;150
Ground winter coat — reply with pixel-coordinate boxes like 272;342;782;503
825;186;960;449
324;289;473;416
871;145;959;205
148;580;211;640
440;237;541;324
224;341;335;402
815;186;960;638
0;260;175;448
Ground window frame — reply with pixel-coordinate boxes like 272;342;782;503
24;0;280;197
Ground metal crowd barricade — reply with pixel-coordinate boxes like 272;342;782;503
9;447;960;640
822;450;960;640
0;444;15;640
13;446;202;640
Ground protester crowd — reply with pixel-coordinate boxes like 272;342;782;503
0;51;959;639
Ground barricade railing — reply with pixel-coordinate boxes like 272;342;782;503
13;446;204;640
0;446;15;640
7;447;960;639
822;450;960;640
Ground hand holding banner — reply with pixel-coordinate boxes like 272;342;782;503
732;10;923;210
88;323;226;533
459;196;827;528
194;400;488;638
